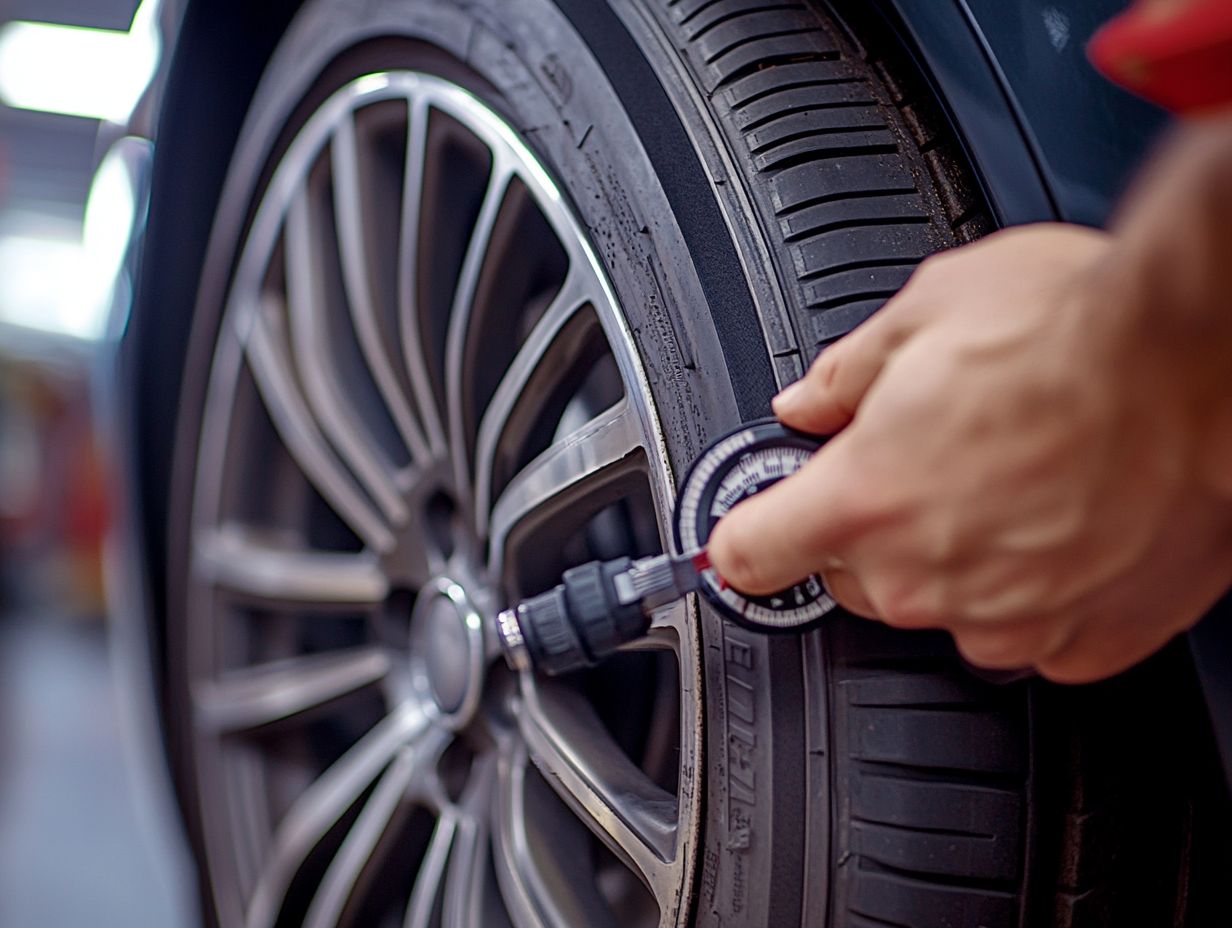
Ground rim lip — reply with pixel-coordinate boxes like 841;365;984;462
182;69;702;926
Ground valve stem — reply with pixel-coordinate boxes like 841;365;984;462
496;551;704;675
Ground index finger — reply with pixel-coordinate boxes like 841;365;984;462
706;432;868;595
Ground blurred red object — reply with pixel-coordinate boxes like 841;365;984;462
0;357;109;616
1090;0;1232;115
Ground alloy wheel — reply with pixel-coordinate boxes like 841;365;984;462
186;71;700;928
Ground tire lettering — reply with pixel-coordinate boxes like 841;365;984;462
722;625;758;892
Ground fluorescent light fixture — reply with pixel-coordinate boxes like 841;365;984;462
0;143;139;343
0;0;161;122
0;234;99;340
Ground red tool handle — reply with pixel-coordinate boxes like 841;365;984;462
1089;0;1232;115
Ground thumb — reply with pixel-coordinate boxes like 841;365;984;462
707;435;859;595
773;297;921;434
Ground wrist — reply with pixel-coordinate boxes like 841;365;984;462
1065;242;1232;505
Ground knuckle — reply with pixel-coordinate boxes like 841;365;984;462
821;569;877;619
1035;655;1099;685
878;580;949;629
1032;618;1113;684
954;630;1031;669
807;347;842;390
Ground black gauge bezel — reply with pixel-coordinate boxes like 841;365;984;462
673;418;836;633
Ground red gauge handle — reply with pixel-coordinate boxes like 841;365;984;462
1089;0;1232;115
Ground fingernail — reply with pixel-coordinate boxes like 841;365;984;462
773;380;807;414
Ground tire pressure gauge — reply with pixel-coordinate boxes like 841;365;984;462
496;418;837;675
675;418;837;632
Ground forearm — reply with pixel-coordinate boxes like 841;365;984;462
1110;116;1232;333
1094;116;1232;498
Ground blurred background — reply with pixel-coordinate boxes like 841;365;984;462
0;0;194;923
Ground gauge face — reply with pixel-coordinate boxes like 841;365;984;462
675;419;838;631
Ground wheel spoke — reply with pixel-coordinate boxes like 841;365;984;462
398;94;447;455
244;303;395;553
332;113;432;467
284;185;409;528
487;401;643;573
402;813;456;928
441;756;498;928
519;681;678;906
195;647;390;736
195;524;388;605
472;269;590;531
245;704;435;928
302;746;419;928
493;744;618;928
444;154;514;493
492;747;563;928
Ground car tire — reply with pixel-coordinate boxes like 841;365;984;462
142;1;1230;926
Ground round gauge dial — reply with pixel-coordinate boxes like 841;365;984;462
675;419;838;631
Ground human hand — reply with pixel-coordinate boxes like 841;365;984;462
708;223;1232;683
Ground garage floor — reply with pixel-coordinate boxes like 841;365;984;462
0;611;196;927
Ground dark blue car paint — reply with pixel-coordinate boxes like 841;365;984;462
883;0;1232;785
885;0;1168;227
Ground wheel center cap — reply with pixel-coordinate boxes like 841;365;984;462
410;577;485;728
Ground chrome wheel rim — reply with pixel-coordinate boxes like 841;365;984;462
187;71;700;928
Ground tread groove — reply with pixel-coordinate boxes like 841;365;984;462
728;75;865;110
685;3;806;39
949;201;981;231
799;256;921;283
856;856;1020;896
852;757;1025;789
848;910;913;928
807;289;899;312
702;26;825;65
740;97;876;132
851;815;996;842
674;0;724;25
775;186;920;219
710;49;841;91
759;142;899;173
749;122;891;155
785;214;928;244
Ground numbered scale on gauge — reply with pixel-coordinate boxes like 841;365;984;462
675;418;838;632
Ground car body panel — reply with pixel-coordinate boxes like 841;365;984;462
962;0;1169;225
884;0;1169;227
875;0;1059;226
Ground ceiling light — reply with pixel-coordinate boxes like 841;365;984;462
0;0;161;123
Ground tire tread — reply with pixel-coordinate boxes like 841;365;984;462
647;2;1022;923
643;3;1223;928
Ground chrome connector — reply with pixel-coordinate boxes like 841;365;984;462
496;607;530;672
612;552;704;612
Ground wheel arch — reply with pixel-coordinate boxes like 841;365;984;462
874;0;1169;227
859;0;1058;227
125;0;306;693
120;7;307;920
